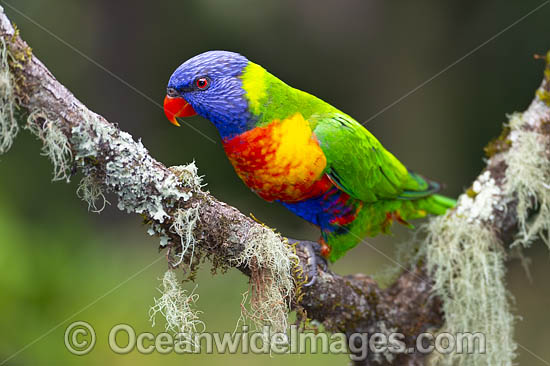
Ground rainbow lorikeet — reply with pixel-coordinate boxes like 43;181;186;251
163;51;455;262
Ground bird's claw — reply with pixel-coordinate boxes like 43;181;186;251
291;240;328;287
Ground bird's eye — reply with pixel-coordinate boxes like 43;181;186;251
167;87;179;97
195;77;210;90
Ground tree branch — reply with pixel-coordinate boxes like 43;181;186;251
2;6;550;365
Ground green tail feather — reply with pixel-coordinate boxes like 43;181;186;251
325;193;456;262
399;171;456;215
416;194;457;215
324;171;456;262
432;194;457;209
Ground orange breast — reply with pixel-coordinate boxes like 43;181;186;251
222;113;330;202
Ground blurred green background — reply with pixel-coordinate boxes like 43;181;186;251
1;0;550;365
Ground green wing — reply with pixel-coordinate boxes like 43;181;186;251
312;113;436;203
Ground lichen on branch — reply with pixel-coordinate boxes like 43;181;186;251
420;67;550;366
149;270;204;348
0;37;18;154
232;225;299;334
25;110;72;181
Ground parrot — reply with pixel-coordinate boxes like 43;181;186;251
163;50;455;263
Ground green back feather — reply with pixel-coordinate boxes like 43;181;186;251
241;62;456;262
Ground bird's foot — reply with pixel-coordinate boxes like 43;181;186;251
292;239;329;287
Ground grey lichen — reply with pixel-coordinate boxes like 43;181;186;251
70;113;194;223
424;168;514;365
26;103;297;343
454;170;504;223
68;113;214;335
165;164;204;266
422;216;514;366
0;37;18;154
423;96;550;365
232;225;298;334
76;175;109;213
149;270;204;347
505;113;550;248
26;111;72;181
169;163;204;189
169;205;200;266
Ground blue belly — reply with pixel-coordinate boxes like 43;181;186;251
280;187;357;231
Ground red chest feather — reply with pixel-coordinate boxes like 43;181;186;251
222;114;331;202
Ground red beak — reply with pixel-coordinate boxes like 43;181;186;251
163;95;197;126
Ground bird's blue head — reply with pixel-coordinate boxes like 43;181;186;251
164;50;253;140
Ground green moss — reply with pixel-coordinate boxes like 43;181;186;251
8;23;32;62
5;23;32;101
536;89;550;106
535;50;550;106
289;242;307;304
0;21;36;155
484;126;511;158
540;119;550;135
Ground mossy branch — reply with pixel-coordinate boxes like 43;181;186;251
2;6;550;366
